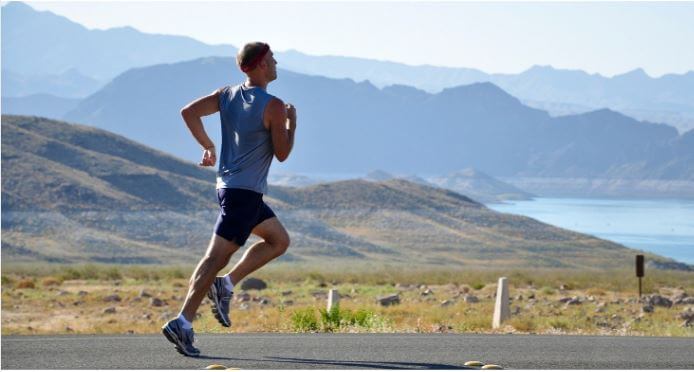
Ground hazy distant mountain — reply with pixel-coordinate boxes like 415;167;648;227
5;2;694;132
268;172;321;188
2;94;81;119
63;57;694;188
4;115;666;269
279;52;694;133
1;1;235;94
428;169;535;203
2;69;103;98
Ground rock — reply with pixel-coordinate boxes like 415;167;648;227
240;278;267;291
464;295;479;304
558;297;572;303
566;297;582;305
678;308;694;327
259;298;270;305
78;290;88;296
644;294;673;308
440;300;453;307
642;304;654;313
239;303;250;310
587;296;596;302
461;286;471;294
512;306;521;315
139;289;152;298
142;314;152;320
150;298;166;307
282;300;294;306
421;288;433;296
377;294;400;306
103;294;121;302
127;330;135;334
130;297;142;303
65;326;74;332
317;282;327;288
57;290;70;296
432;324;452;333
173;282;185;288
281;290;293;296
103;307;116;314
72;300;84;306
236;292;251;302
528;293;536;300
311;291;327;299
676;297;694;305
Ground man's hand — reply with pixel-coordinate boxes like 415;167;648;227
285;103;297;131
199;146;216;167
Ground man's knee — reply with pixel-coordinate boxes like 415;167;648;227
271;232;290;257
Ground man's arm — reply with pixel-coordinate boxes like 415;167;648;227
181;88;222;167
265;98;296;162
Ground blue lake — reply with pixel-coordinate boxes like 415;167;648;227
488;198;694;264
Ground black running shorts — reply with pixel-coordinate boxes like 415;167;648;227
213;188;276;246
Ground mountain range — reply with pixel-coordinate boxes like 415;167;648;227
60;57;694;187
3;1;693;133
3;114;669;270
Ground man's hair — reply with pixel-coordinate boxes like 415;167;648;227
237;42;270;71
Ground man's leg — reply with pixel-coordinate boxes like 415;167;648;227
180;234;239;321
226;217;290;284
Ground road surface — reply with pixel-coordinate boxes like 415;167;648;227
3;333;693;369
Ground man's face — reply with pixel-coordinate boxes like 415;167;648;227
264;50;277;81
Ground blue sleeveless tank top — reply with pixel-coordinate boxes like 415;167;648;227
216;83;275;193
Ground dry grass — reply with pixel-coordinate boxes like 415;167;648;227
2;264;693;337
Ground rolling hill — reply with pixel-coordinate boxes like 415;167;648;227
1;115;669;269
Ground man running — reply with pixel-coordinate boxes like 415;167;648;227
162;42;296;357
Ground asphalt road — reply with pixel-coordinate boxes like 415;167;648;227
2;333;693;369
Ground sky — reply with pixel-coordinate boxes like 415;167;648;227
23;1;694;78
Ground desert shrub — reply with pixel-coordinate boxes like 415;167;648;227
41;277;62;287
102;267;122;281
1;275;14;286
16;279;35;289
510;317;536;332
457;314;490;331
471;283;485;290
319;307;342;331
291;308;318;332
541;286;555;295
549;319;569;330
586;288;606;296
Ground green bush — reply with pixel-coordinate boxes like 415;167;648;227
549;319;569;330
1;275;14;286
290;308;319;332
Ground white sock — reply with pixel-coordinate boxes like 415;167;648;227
223;274;234;292
177;313;193;329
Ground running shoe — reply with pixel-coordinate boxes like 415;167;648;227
207;277;233;327
161;318;200;357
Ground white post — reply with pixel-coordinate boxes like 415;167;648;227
327;289;340;312
492;277;510;329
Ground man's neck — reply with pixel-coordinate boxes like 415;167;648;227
244;78;268;90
